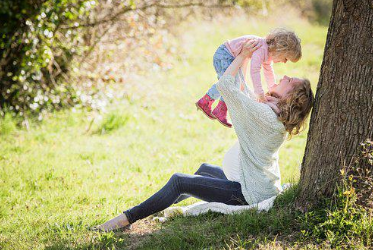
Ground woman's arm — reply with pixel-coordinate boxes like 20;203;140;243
221;39;261;94
216;40;278;132
216;75;280;140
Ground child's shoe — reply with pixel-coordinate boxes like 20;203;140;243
212;101;232;128
195;94;216;120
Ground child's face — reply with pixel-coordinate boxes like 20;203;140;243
272;53;288;63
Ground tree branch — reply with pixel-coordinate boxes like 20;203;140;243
61;1;233;29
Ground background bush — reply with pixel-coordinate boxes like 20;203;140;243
0;0;332;121
0;0;93;118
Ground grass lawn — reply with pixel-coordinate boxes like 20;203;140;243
0;10;328;249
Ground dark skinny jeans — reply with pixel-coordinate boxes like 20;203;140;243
123;163;248;224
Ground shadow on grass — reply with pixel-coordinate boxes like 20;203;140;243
44;179;373;249
130;184;311;249
44;184;318;249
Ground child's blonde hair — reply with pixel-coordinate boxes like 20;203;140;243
266;28;302;62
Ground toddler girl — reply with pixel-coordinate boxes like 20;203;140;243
196;28;302;128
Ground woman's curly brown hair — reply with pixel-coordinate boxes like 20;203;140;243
276;79;314;137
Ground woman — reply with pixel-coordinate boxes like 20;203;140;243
95;40;314;232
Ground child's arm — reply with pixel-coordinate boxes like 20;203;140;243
250;50;267;102
262;62;276;89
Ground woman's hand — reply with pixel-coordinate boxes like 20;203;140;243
265;95;279;104
240;39;261;58
256;94;268;103
264;95;281;114
224;39;261;78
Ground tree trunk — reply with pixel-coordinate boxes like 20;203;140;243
296;0;373;211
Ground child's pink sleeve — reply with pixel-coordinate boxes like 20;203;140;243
225;36;251;57
250;51;265;96
262;62;276;89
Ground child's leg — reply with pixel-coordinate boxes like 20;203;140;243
196;45;234;119
210;46;236;127
197;45;235;122
208;45;236;99
206;84;221;100
215;46;237;103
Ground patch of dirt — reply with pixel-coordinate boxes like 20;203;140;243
115;218;163;249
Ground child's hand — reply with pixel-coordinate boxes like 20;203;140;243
256;94;267;103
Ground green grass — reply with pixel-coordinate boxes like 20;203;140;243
0;11;331;250
0;113;17;136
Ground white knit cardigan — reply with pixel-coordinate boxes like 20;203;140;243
217;74;287;205
151;75;289;222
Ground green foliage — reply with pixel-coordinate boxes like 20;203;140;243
232;0;263;9
299;193;371;247
297;0;333;25
95;111;130;134
311;0;333;25
0;0;94;117
298;141;373;248
0;0;331;120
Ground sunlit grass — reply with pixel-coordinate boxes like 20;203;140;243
0;11;328;249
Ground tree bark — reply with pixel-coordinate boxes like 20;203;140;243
296;0;373;211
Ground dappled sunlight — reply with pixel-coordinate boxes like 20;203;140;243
0;4;333;250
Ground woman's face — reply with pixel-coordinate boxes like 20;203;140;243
269;75;302;98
